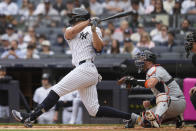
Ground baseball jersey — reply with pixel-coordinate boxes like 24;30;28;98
146;65;184;98
65;26;102;66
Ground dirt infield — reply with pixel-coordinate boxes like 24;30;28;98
0;124;195;131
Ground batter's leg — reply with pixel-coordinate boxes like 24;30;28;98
78;85;140;127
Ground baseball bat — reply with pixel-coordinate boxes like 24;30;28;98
100;10;135;22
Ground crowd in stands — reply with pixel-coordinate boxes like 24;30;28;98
0;0;195;59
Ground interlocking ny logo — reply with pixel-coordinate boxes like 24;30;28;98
80;32;89;40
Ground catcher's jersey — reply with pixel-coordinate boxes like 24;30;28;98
146;65;184;98
65;26;102;66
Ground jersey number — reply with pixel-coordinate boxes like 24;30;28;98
80;32;89;40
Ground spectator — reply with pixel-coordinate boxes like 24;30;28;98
130;0;145;15
53;34;66;54
1;40;24;59
179;19;191;35
152;0;167;14
120;0;131;11
171;0;182;14
17;33;27;51
60;0;74;16
128;12;139;32
24;44;40;59
34;0;59;16
90;0;103;16
107;21;115;34
0;35;10;54
103;0;124;15
152;25;168;43
33;73;55;124
150;20;162;38
37;34;47;51
0;65;12;119
112;20;129;42
137;32;155;49
102;29;112;53
107;39;120;54
164;31;176;51
187;0;196;14
0;14;6;35
53;0;66;14
163;0;175;14
0;0;19;15
34;0;59;27
122;38;140;57
19;0;29;16
123;29;131;40
145;0;156;14
1;24;18;42
23;27;36;45
181;0;195;14
131;23;145;42
40;40;54;56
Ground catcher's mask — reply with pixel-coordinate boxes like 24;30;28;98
185;32;196;58
134;50;156;73
68;8;90;25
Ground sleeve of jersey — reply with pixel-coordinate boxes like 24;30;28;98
94;27;103;54
147;66;161;82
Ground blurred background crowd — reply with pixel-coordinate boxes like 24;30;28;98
0;0;195;60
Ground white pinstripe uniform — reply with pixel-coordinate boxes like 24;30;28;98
52;26;101;116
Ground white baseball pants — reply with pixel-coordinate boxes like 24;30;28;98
52;62;100;116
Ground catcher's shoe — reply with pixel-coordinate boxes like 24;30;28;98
12;110;34;128
145;110;161;128
176;114;184;128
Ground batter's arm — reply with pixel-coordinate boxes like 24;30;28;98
92;30;104;52
65;20;90;40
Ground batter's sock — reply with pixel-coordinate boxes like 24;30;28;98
96;106;137;120
30;90;60;121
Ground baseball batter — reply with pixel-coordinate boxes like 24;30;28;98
133;50;186;128
12;8;139;128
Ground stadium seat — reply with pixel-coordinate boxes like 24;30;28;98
151;46;169;54
160;52;181;60
51;46;64;54
172;45;185;54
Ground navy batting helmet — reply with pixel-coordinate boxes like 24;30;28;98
134;50;156;73
68;8;90;24
185;32;196;58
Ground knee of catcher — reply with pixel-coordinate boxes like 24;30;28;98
156;93;170;107
86;104;99;117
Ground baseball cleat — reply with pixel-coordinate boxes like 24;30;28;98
124;114;142;128
12;110;33;128
145;110;161;128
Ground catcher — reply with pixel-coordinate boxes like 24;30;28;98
118;50;186;128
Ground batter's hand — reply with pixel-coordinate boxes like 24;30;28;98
143;100;151;109
90;17;100;32
189;87;196;96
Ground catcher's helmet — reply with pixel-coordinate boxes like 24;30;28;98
185;32;196;58
134;50;156;73
69;8;90;24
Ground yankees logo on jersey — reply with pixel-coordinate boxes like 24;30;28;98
80;32;89;40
